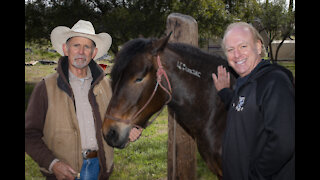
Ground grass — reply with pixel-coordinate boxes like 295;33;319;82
109;113;169;180
25;152;45;180
25;43;294;179
278;61;295;77
25;41;61;62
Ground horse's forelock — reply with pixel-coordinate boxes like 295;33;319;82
110;38;154;88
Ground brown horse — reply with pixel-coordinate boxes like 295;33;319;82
102;34;236;179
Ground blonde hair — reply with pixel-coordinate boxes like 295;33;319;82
221;22;266;58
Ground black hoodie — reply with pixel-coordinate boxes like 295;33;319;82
218;60;295;180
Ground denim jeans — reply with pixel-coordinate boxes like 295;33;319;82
75;157;100;180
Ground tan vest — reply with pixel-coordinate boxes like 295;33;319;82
41;72;114;174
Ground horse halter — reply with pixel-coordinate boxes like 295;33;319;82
105;55;172;129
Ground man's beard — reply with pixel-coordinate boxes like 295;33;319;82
72;55;89;69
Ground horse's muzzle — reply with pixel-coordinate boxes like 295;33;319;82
103;126;129;149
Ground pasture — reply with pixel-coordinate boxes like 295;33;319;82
25;44;294;180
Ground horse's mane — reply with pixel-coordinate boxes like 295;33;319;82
111;37;229;88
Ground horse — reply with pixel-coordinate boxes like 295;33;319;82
102;34;236;179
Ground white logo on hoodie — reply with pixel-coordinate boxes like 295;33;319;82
234;96;245;111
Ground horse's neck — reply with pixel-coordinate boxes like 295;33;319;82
163;49;221;100
163;51;222;135
161;47;228;169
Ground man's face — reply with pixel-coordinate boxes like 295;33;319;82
62;36;97;69
224;26;262;77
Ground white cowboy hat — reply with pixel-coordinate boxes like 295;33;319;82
50;20;112;60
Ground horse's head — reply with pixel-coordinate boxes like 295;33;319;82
102;34;172;148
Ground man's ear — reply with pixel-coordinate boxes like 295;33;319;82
62;43;69;56
91;47;98;59
150;32;172;55
256;40;262;55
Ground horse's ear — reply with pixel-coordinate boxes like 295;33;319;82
151;32;172;55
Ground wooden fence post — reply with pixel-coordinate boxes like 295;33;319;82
166;13;198;180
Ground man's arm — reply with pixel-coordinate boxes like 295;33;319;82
254;72;295;177
26;80;78;179
212;65;233;108
25;80;56;171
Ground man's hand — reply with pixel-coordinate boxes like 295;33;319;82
52;161;77;180
129;127;143;142
212;65;230;92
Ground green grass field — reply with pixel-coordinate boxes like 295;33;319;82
25;43;294;179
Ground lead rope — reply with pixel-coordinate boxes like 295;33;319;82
156;55;172;103
131;81;159;123
139;55;173;128
130;54;173;128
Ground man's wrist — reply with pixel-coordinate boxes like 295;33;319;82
48;158;60;173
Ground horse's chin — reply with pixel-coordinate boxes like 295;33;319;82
116;140;130;149
104;134;129;149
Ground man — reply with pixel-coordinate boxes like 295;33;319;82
25;20;142;180
212;22;295;180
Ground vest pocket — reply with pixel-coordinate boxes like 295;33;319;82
51;128;79;170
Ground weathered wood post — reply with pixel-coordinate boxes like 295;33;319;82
165;13;198;180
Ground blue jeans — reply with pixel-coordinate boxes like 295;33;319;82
75;157;100;180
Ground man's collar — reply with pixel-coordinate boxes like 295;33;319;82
69;67;92;81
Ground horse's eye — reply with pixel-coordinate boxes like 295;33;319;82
135;78;143;83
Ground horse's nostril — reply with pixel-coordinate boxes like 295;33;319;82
103;126;128;149
104;127;119;147
106;128;117;140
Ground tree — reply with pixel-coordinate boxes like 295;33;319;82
172;0;232;41
224;0;262;23
260;0;295;62
25;0;172;55
25;0;48;43
89;0;171;54
25;0;294;60
25;0;99;42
